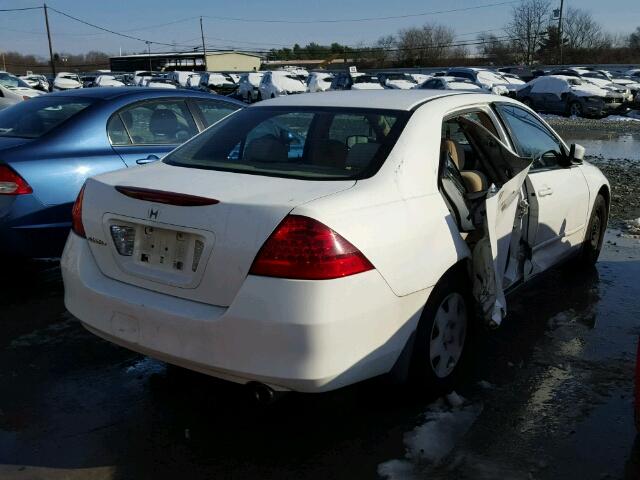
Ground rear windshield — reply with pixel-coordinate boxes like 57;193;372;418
164;107;409;180
0;96;94;138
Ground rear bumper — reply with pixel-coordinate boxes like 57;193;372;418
0;195;72;258
61;233;430;392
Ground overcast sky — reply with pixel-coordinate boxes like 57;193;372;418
1;0;638;57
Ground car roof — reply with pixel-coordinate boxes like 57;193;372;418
253;90;471;111
43;87;245;106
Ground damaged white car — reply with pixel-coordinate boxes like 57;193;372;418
61;90;609;394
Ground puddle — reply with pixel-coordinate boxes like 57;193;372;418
554;129;640;162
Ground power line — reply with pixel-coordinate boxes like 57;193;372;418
47;6;196;48
201;1;518;24
0;6;42;12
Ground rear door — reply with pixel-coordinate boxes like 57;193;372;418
108;98;199;167
494;103;590;273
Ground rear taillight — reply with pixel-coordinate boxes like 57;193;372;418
249;215;374;280
71;184;86;238
0;165;32;195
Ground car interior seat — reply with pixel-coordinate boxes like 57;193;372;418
345;142;380;170
441;139;488;193
149;108;180;142
244;134;288;163
308;139;348;169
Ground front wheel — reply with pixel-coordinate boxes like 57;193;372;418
568;101;583;117
579;194;608;266
410;270;472;391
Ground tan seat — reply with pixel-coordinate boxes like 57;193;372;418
441;139;488;193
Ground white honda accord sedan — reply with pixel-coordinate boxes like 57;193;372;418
61;90;609;393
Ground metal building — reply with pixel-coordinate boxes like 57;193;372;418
109;51;262;72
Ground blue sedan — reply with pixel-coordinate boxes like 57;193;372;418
0;87;244;258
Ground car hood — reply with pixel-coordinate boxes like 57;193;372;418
273;77;306;92
570;84;612;97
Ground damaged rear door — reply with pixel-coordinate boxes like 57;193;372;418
456;117;532;327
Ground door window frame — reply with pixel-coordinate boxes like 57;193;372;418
107;97;204;147
491;101;570;173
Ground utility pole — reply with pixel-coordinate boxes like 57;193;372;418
200;17;207;71
558;0;564;65
43;3;56;76
146;41;152;70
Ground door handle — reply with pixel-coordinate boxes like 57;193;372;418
537;186;554;197
136;155;159;165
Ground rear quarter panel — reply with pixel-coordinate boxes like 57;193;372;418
293;100;472;297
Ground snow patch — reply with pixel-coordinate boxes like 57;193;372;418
378;394;483;479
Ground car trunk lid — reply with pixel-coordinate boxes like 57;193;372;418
82;161;355;306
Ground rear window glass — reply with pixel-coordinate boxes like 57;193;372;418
0;96;94;138
164;107;409;180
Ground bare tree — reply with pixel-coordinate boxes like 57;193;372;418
373;35;396;67
478;33;516;65
629;27;640;50
396;23;456;66
505;0;550;65
562;7;605;50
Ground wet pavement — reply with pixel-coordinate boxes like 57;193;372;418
0;230;638;480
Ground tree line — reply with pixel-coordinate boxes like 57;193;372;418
3;0;640;74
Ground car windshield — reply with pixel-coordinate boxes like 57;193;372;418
0;73;31;89
0;96;94;139
567;78;584;86
354;75;379;84
164;107;409;180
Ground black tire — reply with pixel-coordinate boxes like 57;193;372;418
579;194;608;266
568;101;583;117
271;93;275;99
257;92;262;102
410;269;473;392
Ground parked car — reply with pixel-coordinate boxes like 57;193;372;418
0;87;243;258
329;72;384;90
551;68;633;103
497;66;535;82
53;72;83;91
447;67;515;95
94;75;126;88
133;71;154;86
185;73;201;90
517;75;624;117
376;72;418;89
0;84;27;109
306;72;334;93
237;72;264;102
258;70;307;99
199;72;237;95
418;76;484;92
624;68;640;80
167;71;196;88
410;73;431;84
61;90;608;395
143;77;178;89
20;74;50;92
0;72;43;98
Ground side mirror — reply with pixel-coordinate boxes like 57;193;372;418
569;143;585;164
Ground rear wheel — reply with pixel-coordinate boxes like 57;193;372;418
579;194;607;266
411;270;472;391
568;101;583;117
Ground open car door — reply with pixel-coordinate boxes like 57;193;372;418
457;117;533;327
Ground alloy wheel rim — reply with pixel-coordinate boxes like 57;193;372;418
429;292;467;379
590;211;602;248
571;103;581;116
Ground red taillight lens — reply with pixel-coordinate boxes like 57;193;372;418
0;165;32;195
249;215;374;280
71;184;86;238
